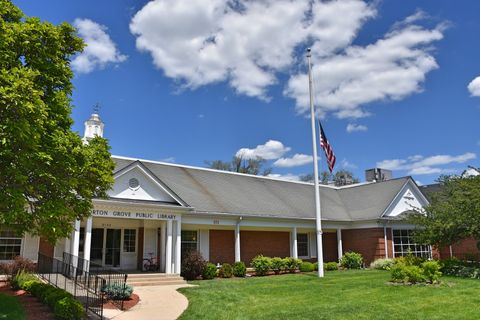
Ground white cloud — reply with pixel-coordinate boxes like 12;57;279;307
286;13;445;118
468;76;480;97
273;154;313;168
377;152;477;175
130;0;375;99
341;158;358;170
346;123;368;133
160;157;175;163
267;173;301;182
72;18;127;73
236;140;291;160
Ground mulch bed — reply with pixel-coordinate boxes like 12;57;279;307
103;293;140;311
0;280;55;320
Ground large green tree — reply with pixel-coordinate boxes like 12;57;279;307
0;1;115;242
408;174;480;249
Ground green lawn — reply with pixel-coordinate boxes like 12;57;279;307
0;293;25;320
178;270;480;320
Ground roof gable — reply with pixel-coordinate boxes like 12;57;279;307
382;179;429;217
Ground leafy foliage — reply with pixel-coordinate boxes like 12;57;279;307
10;269;37;290
0;256;35;278
0;0;115;241
251;255;272;276
421;261;442;283
202;263;217;280
270;257;285;275
54;297;84;320
340;252;363;269
408;175;480;248
206;155;272;176
299;262;315;272
440;258;480;279
390;259;442;284
232;261;246;277
102;283;133;300
181;250;206;280
219;263;233;278
323;262;339;271
283;257;302;273
370;258;395;270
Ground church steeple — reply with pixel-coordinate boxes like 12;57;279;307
83;104;104;141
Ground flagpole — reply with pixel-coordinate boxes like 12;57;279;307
307;48;324;278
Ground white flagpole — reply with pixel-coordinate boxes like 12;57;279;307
307;48;324;278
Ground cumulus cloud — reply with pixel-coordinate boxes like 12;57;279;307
267;173;301;181
236;140;290;160
468;76;480;96
341;158;358;170
346;123;368;133
72;18;127;73
130;0;375;100
377;152;477;175
273;154;313;168
286;13;446;118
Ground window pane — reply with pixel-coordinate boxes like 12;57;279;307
181;231;198;261
0;227;21;260
392;229;431;259
123;229;136;253
297;233;309;257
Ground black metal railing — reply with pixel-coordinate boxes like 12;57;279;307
61;252;129;311
37;253;104;319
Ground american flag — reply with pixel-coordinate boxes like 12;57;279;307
319;121;336;173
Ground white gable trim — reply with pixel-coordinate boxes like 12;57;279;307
381;179;429;218
113;161;187;206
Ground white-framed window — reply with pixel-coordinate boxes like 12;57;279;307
0;227;22;260
393;229;431;259
297;233;309;257
181;230;198;261
123;229;136;253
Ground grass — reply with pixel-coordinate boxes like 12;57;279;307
0;293;25;320
178;270;480;320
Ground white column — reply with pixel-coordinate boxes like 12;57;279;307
165;220;173;274
71;219;80;269
83;217;93;271
449;245;453;258
175;217;182;274
337;229;343;261
160;222;166;272
235;222;241;262
291;227;298;258
383;226;389;259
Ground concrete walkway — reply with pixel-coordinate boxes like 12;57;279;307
104;284;195;320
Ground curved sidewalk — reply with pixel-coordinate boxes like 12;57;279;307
104;284;194;320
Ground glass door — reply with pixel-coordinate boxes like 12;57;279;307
105;229;121;267
91;229;104;266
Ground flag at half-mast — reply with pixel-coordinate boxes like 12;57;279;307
319;121;336;173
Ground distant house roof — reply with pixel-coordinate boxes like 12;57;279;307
112;156;416;222
419;183;442;200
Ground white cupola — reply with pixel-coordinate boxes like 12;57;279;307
83;112;104;141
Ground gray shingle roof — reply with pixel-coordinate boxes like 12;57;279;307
112;156;410;221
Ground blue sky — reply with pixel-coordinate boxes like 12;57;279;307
14;0;480;184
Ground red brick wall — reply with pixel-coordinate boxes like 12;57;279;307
209;230;235;264
438;238;480;260
342;228;390;265
323;232;338;262
240;231;290;265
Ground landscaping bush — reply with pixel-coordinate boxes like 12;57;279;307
0;256;35;279
299;262;315;272
394;253;425;267
29;282;50;298
10;270;37;290
340;252;363;269
283;257;302;273
440;258;480;279
233;261;246;277
421;261;442;283
270;257;285;275
251;255;272;276
181;250;206;280
370;258;395;270
45;288;72;309
54;297;85;320
202;263;217;280
390;263;425;283
102;283;133;300
324;262;339;271
21;279;41;292
219;263;233;278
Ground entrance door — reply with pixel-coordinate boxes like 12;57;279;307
105;229;121;267
91;229;104;266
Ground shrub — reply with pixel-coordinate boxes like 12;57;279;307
1;257;36;279
324;262;338;271
29;282;50;298
102;283;133;300
54;297;85;320
390;263;408;283
251;255;272;276
181;250;206;280
233;261;246;277
283;257;302;273
45;289;72;309
202;263;217;280
270;257;285;275
299;262;315;272
218;263;233;278
395;253;425;267
422;261;442;283
10;270;37;290
370;258;395;270
21;279;41;292
391;262;431;284
340;252;363;269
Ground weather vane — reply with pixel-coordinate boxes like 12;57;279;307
93;102;101;114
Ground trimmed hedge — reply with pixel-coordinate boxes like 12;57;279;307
370;258;395;270
181;250;207;280
219;263;233;278
251;255;272;276
324;262;339;271
340;252;363;269
284;257;302;273
299;262;315;272
233;261;246;277
390;259;442;284
202;263;217;280
270;257;285;275
440;258;480;279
